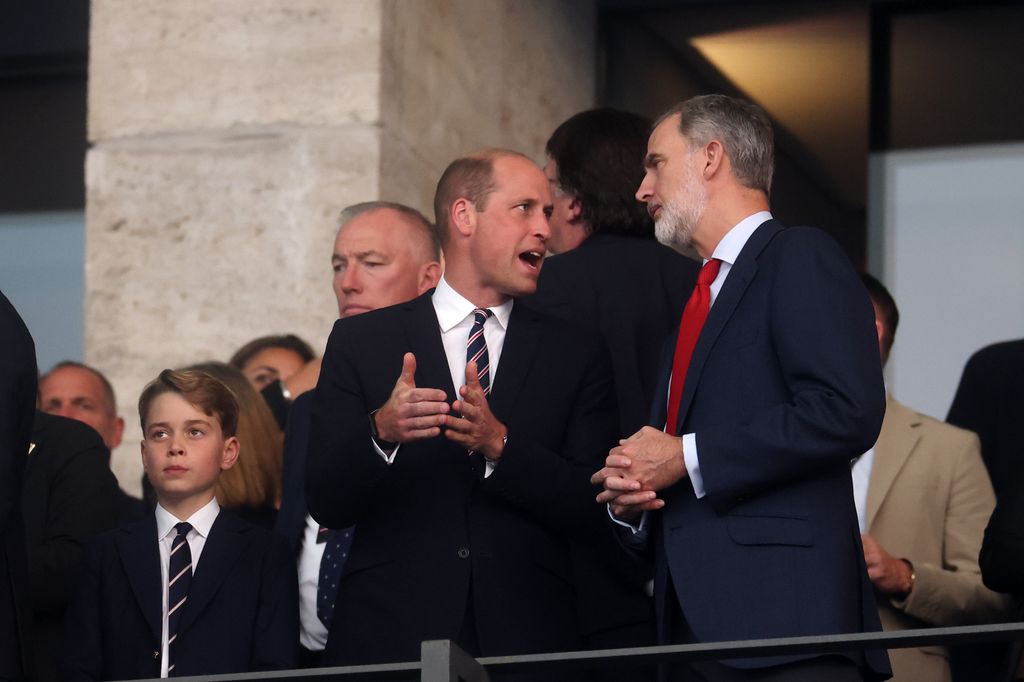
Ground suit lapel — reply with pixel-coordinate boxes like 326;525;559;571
866;396;921;529
177;510;247;634
116;516;163;642
487;302;540;420
676;220;782;432
403;292;458;402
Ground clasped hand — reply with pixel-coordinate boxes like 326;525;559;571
590;426;688;522
373;353;506;461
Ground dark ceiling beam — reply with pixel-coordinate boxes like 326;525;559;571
629;14;857;212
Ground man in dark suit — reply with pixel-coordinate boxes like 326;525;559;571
947;338;1024;502
307;149;617;674
276;201;441;665
529;109;700;675
23;412;123;682
593;95;890;680
38;361;146;524
1;290;37;682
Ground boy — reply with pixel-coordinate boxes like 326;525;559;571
62;369;297;680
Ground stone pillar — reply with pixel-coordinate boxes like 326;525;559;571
87;0;595;492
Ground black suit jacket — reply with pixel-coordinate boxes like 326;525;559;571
276;392;313;553
529;235;699;648
61;508;298;680
23;413;122;682
947;338;1024;501
0;290;37;681
307;291;617;666
530;234;700;437
647;221;889;677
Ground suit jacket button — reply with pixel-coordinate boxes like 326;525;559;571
457;547;470;559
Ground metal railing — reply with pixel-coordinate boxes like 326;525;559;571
160;622;1024;682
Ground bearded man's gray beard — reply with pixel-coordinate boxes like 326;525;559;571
654;190;705;256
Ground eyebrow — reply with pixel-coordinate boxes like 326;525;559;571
147;419;214;431
643;153;662;169
332;249;388;263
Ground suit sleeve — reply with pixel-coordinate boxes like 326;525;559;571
60;539;105;681
980;459;1024;597
894;432;1013;624
478;337;618;535
698;230;886;512
250;534;298;670
28;427;122;615
306;320;393;530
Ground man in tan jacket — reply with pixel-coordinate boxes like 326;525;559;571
854;273;1012;681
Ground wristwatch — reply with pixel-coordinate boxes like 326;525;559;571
368;409;398;451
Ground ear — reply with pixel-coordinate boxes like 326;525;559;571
451;198;476;238
874;317;884;344
702;139;725;179
417;261;442;295
567;195;583;224
111;416;125;449
140;440;149;472
220;436;240;471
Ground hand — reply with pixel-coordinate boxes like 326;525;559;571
444;361;507;460
591;452;665;522
603;426;688;491
373;353;449;443
861;533;914;596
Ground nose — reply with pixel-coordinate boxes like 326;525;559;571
636;172;653;203
168;435;185;456
533;212;551;243
340;264;362;293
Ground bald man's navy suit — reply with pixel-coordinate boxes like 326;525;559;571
648;220;891;678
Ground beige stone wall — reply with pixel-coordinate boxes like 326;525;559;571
87;0;596;493
379;0;597;213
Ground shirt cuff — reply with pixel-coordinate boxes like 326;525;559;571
682;432;704;498
607;505;647;534
371;438;400;464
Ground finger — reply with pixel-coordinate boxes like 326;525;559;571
401;399;450;417
597;487;653;505
464;361;480;389
458;384;482;408
442;413;469;433
406;388;449;404
604;453;632;468
398;352;417;386
400;414;448;431
444;428;477;449
610;497;664;518
402;426;442;441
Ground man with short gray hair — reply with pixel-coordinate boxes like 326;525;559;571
277;200;441;666
593;94;891;680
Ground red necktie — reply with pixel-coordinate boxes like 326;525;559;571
666;258;721;435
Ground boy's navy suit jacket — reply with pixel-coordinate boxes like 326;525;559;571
62;508;297;680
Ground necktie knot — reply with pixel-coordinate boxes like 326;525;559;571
174;522;192;539
698;258;721;287
472;308;492;326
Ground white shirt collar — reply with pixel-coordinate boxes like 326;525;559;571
155;496;220;541
432;275;514;333
710;211;773;265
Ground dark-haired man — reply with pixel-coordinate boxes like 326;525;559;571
531;109;701;672
593;95;890;680
308;150;616;676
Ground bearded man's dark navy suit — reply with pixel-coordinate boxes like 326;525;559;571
648;219;890;677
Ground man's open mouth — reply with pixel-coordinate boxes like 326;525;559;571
519;251;543;270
